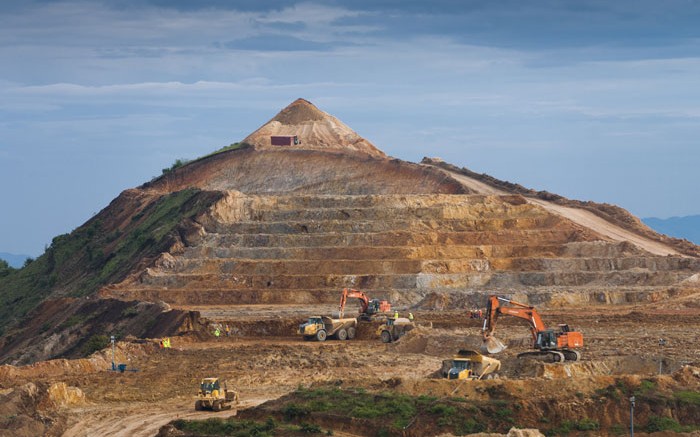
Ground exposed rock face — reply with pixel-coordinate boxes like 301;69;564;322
46;382;85;407
103;190;700;308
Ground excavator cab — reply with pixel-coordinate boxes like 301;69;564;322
535;330;558;350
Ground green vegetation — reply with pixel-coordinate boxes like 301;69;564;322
634;379;656;396
278;387;510;434
81;334;109;356
120;306;140;318
60;314;89;330
609;423;626;435
171;417;329;436
0;188;221;336
158;143;249;178
294;387;417;428
0;259;15;278
645;415;696;433
547;418;600;436
207;142;248;157
162;158;191;175
674;390;700;405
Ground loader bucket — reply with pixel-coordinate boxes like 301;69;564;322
481;336;507;354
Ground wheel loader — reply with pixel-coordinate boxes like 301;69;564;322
194;377;238;411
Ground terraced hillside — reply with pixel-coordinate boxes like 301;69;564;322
1;98;698;366
102;191;700;310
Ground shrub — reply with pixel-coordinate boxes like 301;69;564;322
639;380;655;392
173;417;276;436
575;418;599;431
299;422;323;434
675;390;700;405
121;306;139;318
283;403;310;421
61;314;87;329
610;424;626;435
644;415;695;433
429;403;456;416
455;418;486;434
81;334;109;356
161;158;191;175
0;259;14;277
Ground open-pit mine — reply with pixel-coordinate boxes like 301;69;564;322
1;99;699;437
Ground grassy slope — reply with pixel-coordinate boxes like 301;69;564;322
0;188;222;338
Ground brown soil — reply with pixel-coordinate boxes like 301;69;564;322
3;99;700;436
2;300;700;436
423;158;700;258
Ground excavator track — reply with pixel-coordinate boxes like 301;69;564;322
561;349;581;362
517;350;566;363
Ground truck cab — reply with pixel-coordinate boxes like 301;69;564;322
444;350;501;380
299;316;326;338
448;359;475;380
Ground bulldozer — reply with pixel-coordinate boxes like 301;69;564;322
442;349;501;380
194;377;239;411
376;317;414;343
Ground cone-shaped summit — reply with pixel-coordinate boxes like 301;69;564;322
242;98;385;158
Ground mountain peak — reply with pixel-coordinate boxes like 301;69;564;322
272;98;326;124
242;98;386;158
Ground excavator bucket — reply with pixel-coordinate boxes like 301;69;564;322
481;336;507;354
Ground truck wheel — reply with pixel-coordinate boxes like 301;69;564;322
381;330;392;343
347;327;356;339
213;400;221;412
316;329;327;342
337;329;348;340
195;400;203;411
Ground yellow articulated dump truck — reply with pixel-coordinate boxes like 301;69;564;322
195;377;239;411
443;349;501;380
376;317;414;343
299;316;357;341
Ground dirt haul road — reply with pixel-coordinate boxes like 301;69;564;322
439;168;682;256
22;336;439;437
62;401;241;437
3;299;700;437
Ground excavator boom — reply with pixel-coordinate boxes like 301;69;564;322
481;295;583;361
338;288;391;319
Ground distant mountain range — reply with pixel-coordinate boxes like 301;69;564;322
0;252;32;268
643;215;700;245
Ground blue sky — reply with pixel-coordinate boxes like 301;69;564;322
1;0;699;256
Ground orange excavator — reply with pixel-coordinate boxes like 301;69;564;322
481;295;583;362
338;288;391;321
